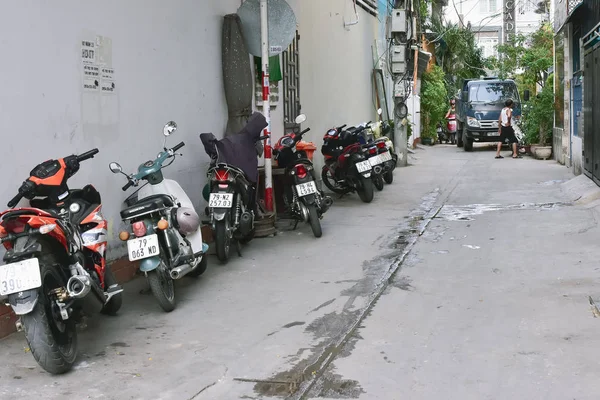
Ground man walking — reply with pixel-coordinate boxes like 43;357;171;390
495;99;520;159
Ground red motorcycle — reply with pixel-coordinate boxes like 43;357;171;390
0;149;122;374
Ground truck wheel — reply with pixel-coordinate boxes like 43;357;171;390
457;125;464;148
464;138;474;152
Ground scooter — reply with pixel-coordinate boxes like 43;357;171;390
109;121;208;312
368;109;397;184
200;112;268;263
273;114;333;237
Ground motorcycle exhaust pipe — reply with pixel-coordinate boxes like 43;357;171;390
321;196;334;213
239;211;253;236
373;165;383;175
67;275;105;315
170;263;194;280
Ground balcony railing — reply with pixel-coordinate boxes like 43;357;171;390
568;0;583;15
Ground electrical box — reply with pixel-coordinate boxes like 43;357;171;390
391;45;406;74
391;9;407;34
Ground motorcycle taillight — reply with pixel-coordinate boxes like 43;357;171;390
215;169;229;182
295;164;308;179
132;221;147;237
376;141;386;149
369;147;377;155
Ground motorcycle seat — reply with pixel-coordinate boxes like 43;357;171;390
120;194;174;220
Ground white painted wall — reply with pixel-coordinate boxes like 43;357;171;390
296;0;381;172
0;0;284;259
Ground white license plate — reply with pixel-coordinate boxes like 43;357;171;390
208;193;234;208
296;181;318;197
0;258;41;296
487;132;498;137
356;160;372;173
127;234;160;261
380;152;392;162
369;154;383;166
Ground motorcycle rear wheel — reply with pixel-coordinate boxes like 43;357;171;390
22;256;78;374
383;169;394;184
357;176;374;203
101;266;122;315
147;262;176;312
215;219;231;264
374;174;384;191
307;204;322;238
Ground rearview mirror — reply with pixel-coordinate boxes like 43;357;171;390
295;114;306;124
523;90;530;102
109;162;123;174
377;108;382;115
163;121;177;136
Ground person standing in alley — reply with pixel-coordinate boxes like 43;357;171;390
495;99;520;159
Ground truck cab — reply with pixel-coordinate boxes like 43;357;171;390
455;78;522;152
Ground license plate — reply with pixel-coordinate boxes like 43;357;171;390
380;152;392;162
356;160;372;173
208;193;234;208
127;234;160;261
296;181;317;197
369;154;383;166
487;132;497;137
0;258;41;296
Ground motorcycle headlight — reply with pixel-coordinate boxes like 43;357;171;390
467;117;480;128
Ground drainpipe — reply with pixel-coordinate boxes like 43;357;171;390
260;0;273;212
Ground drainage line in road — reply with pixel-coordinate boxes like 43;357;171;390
292;201;445;400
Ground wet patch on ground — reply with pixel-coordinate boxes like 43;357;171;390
247;190;443;398
436;202;570;222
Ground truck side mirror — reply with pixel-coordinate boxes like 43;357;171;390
523;90;530;102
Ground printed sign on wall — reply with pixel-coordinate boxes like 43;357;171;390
81;36;116;94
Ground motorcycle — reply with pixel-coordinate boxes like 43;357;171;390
446;110;457;144
321;124;374;203
437;122;450;144
109;121;208;312
369;110;397;185
0;149;122;374
200;112;268;263
273;114;333;237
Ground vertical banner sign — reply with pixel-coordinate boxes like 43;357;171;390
81;40;99;91
503;0;516;44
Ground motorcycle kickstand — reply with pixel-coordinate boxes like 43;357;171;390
235;240;242;257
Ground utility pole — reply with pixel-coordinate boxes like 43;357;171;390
260;0;273;212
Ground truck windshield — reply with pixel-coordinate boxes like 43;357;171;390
469;83;518;103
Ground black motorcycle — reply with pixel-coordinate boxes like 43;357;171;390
200;112;269;263
273;114;333;237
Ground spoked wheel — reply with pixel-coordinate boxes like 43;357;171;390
321;167;349;195
215;218;231;264
373;174;384;191
187;254;208;277
307;204;322;238
147;260;176;312
22;258;78;374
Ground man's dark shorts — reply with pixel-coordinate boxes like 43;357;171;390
500;126;517;144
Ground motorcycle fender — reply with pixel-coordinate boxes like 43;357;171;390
139;256;161;272
8;289;39;315
301;194;316;205
213;209;229;221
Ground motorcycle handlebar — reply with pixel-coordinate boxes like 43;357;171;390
298;128;311;136
257;135;270;142
76;148;99;162
7;193;23;208
336;124;347;131
172;142;185;152
122;181;134;191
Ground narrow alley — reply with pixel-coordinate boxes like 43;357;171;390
2;144;598;400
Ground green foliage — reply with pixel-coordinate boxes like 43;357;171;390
495;23;553;88
522;74;554;145
420;65;447;139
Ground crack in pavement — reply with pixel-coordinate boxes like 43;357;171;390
190;367;229;399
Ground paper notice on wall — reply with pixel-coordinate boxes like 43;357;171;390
81;40;99;91
100;67;116;93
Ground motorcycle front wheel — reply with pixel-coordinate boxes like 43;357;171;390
356;176;374;203
147;261;176;312
307;204;322;238
321;167;349;194
215;219;231;264
22;255;78;374
373;174;384;191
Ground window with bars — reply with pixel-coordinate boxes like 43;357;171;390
356;0;379;17
479;0;498;13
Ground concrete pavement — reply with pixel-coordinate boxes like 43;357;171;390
1;144;598;400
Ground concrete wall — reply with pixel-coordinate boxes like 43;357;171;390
0;0;288;259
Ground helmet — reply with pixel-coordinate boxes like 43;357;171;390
171;207;200;235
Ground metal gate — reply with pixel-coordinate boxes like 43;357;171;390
583;25;600;183
282;30;300;131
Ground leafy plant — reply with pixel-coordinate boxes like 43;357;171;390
420;65;447;140
522;74;554;146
